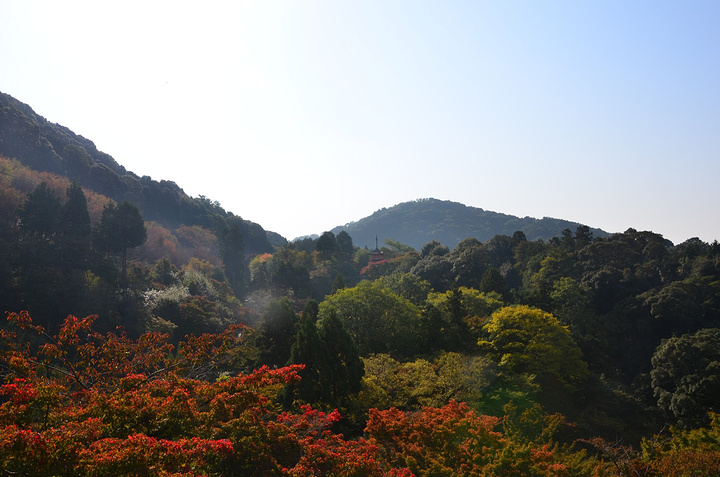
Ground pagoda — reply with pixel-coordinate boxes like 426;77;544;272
369;236;384;262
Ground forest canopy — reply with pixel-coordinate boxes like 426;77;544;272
2;91;720;475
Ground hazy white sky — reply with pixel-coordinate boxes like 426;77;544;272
1;1;719;244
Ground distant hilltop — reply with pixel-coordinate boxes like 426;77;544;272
0;91;609;253
331;198;608;250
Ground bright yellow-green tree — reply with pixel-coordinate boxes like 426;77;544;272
478;305;588;389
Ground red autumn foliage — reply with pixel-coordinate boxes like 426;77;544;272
0;310;657;476
0;311;408;476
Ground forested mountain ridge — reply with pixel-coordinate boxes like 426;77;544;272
0;91;276;254
3;93;720;474
331;198;609;250
2;91;611;254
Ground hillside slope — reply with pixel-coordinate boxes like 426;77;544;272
332;198;609;250
0;91;276;254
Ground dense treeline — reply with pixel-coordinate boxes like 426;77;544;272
259;226;720;440
0;157;253;339
3;158;720;472
2;91;720;472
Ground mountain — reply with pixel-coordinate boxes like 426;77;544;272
331;198;609;250
1;91;609;255
0;91;276;254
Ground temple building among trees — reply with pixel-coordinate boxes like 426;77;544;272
369;236;384;262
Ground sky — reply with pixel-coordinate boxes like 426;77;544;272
1;1;719;244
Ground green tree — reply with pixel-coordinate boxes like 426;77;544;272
150;258;180;286
420;240;449;258
331;273;346;294
15;183;65;328
254;299;298;368
95;201;147;329
286;306;328;405
435;352;498;406
53;182;94;321
424;286;475;353
95;201;147;290
319;280;424;358
218;221;246;296
574;225;594;248
316;231;338;256
271;260;312;298
410;254;453;292
17;182;61;242
317;308;364;407
524;250;576;309
478;305;589;389
362;352;497;411
248;253;272;289
302;299;319;321
362;355;441;410
512;230;527;243
651;328;720;428
479;266;510;299
96;201;147;257
485;234;515;268
450;238;490;289
639;412;720;475
384;239;416;254
576;229;669;313
456;287;507;319
177;295;221;337
59;182;91;268
549;277;608;373
336;230;354;260
377;272;430;306
641;279;706;337
425;287;504;351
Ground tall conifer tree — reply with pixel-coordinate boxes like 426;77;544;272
60;182;91;268
317;308;364;406
286;301;328;405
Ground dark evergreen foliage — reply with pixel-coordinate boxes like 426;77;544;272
254;299;298;368
316;308;364;404
60;182;92;268
286;312;328;404
651;328;720;428
17;182;61;241
218;220;247;296
316;231;338;255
